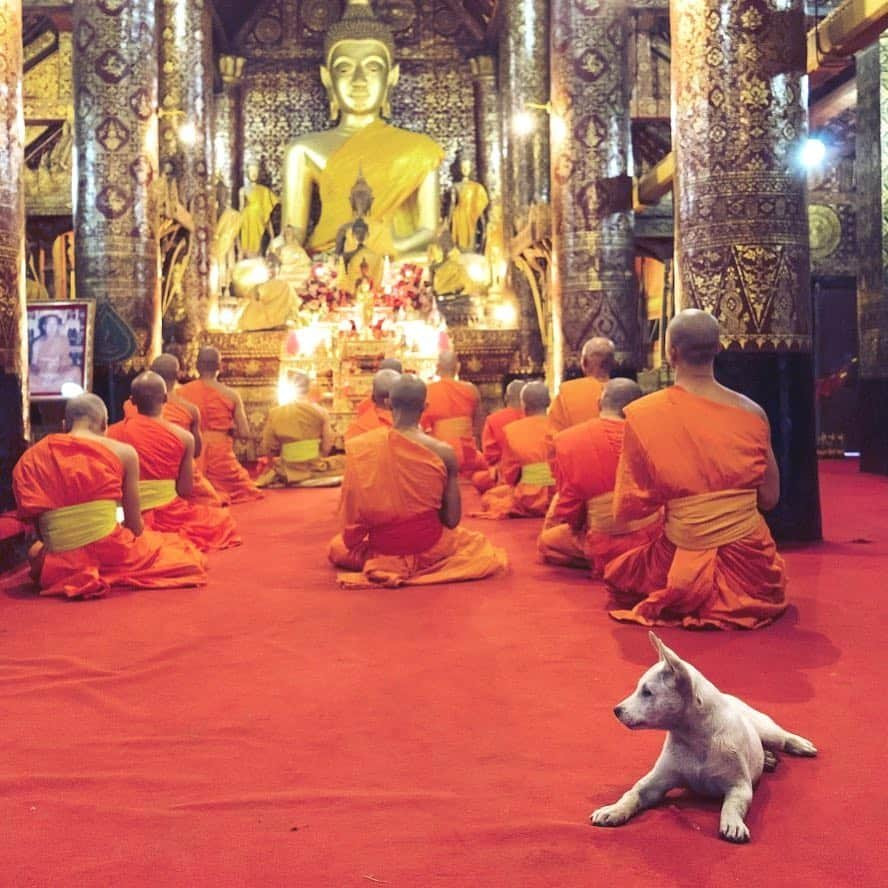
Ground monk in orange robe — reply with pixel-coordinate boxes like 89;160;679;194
124;353;228;507
108;372;241;551
421;351;486;474
475;382;555;519
178;347;263;503
256;371;345;487
604;310;787;630
548;337;615;433
345;368;398;441
329;375;507;587
12;394;207;599
538;379;662;574
471;379;524;493
354;357;403;417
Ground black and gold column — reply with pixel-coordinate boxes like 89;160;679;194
0;0;26;509
856;37;888;475
73;0;160;406
470;55;502;201
550;0;638;377
159;0;215;341
499;0;550;367
671;0;820;540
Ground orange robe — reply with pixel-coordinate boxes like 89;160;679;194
604;385;787;630
124;397;227;507
476;414;555;519
12;434;207;599
328;427;507;587
345;403;393;441
107;414;241;552
421;378;486;474
537;418;662;574
547;377;604;433
178;379;263;503
471;406;523;493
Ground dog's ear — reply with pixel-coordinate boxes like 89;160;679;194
649;632;687;680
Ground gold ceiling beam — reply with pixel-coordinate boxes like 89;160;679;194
633;0;888;206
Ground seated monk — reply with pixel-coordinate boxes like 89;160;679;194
354;357;402;417
475;382;555;519
124;353;228;507
178;347;263;503
548;337;615;433
256;371;345;488
471;379;524;494
345;368;398;441
538;379;661;574
328;375;508;587
108;372;241;551
421;350;486;474
604;309;787;630
12;394;207;599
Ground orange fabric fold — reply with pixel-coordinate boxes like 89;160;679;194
537;417;662;575
605;386;787;630
471;406;523;493
107;415;241;552
421;378;486;473
345;404;393;441
476;415;554;519
547;377;604;433
178;380;262;503
12;435;207;598
328;427;507;587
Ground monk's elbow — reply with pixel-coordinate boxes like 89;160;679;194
758;489;779;512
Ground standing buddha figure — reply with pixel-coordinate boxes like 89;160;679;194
239;160;278;257
282;0;444;258
449;154;489;252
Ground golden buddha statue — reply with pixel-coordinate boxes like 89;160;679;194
282;0;444;258
237;254;295;332
448;154;489;252
239;160;278;257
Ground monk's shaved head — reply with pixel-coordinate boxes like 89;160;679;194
287;371;311;397
600;378;644;417
379;357;403;373
436;350;459;376
197;346;221;373
65;393;108;431
372;369;400;406
666;309;721;367
581;337;616;377
521;380;551;415
150;353;180;385
504;379;524;408
131;371;167;415
390;374;427;423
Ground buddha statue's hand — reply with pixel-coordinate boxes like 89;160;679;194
392;226;435;255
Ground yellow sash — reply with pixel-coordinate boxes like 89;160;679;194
138;479;178;511
281;439;321;463
664;489;761;550
586;491;661;536
432;416;472;441
520;461;555;486
38;499;118;552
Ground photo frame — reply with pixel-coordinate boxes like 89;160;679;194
26;300;95;401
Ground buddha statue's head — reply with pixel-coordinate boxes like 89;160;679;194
321;0;398;121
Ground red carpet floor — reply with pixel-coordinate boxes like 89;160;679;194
2;460;886;886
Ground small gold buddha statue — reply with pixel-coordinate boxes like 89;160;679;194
448;153;489;252
238;160;278;257
282;0;444;257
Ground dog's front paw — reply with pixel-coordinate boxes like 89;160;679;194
784;734;817;757
590;803;633;828
763;750;779;772
719;816;750;844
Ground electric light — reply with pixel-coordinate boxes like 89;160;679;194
177;120;198;147
60;382;84;398
513;110;535;137
801;137;826;169
493;301;518;327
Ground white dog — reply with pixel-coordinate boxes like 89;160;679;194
591;632;817;842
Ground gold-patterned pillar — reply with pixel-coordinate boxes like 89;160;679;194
671;0;820;540
499;0;550;367
856;37;888;475
73;0;160;409
470;55;502;201
0;0;27;509
215;55;246;212
159;0;214;340
550;0;638;377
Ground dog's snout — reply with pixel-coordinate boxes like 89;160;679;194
613;705;624;718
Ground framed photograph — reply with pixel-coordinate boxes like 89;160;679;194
26;300;95;400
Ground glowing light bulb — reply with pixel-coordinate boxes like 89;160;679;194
177;121;198;147
513;111;535;137
60;382;84;398
801;137;826;168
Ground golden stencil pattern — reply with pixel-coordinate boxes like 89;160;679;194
72;0;159;365
672;0;811;351
550;0;638;367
